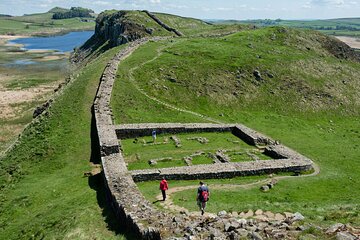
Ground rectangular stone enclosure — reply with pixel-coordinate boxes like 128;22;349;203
115;123;314;182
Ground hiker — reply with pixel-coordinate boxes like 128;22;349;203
196;181;210;215
159;177;168;201
152;130;157;143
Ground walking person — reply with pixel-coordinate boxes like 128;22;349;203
196;181;210;215
159;177;168;201
152;130;157;143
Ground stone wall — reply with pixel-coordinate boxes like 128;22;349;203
130;159;312;182
94;38;315;239
115;123;314;182
115;123;233;139
93;38;168;239
143;10;183;36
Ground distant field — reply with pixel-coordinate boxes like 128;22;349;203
0;12;94;36
0;36;69;153
212;18;360;38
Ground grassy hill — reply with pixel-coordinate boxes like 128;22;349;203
0;7;95;36
111;25;360;232
0;43;129;239
213;18;360;37
1;9;360;239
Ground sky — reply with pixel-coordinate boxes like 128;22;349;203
1;0;359;20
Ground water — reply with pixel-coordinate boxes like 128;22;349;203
9;31;94;52
14;59;36;65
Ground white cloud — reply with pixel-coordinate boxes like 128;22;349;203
216;7;232;11
93;1;111;6
310;0;345;6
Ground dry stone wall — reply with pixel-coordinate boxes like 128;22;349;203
94;37;315;239
94;38;169;239
115;123;233;139
143;10;184;37
114;124;313;182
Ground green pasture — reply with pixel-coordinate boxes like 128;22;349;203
122;132;271;170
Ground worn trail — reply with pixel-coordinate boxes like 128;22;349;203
156;163;320;216
127;41;223;124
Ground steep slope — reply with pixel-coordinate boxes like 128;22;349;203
112;26;360;125
1;9;360;239
76;10;248;62
109;24;360;232
0;45;128;239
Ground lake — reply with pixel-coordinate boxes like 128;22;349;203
9;31;94;52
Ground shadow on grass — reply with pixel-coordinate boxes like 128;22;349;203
89;106;136;240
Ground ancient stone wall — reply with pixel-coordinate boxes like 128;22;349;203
115;123;233;139
94;38;315;239
143;10;184;36
115;123;313;182
93;38;168;239
130;159;312;182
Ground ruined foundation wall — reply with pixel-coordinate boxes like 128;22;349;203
94;37;315;239
94;38;166;239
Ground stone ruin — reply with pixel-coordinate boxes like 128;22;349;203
93;38;315;239
115;123;313;183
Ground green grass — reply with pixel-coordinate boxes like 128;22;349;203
137;175;270;206
0;12;94;35
136;113;360;227
1;10;360;238
111;26;360;227
122;132;269;170
220;18;360;37
0;45;128;239
113;27;360;122
169;115;360;225
0;41;68;152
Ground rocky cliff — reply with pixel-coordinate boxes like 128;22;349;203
94;11;152;46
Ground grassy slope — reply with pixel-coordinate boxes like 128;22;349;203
111;27;360;226
0;46;126;239
0;40;68;153
221;18;360;37
0;12;94;35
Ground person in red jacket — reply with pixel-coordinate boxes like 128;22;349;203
159;177;169;201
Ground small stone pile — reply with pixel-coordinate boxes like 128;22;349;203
325;223;360;240
187;137;209;144
260;179;278;192
183;151;205;166
215;149;231;163
168;210;307;240
171;135;182;148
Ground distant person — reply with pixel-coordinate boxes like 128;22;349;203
196;181;210;215
152;130;157;143
159;177;168;201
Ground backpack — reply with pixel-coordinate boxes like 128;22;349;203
201;190;209;202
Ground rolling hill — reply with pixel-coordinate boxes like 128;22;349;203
1;9;360;239
0;7;95;36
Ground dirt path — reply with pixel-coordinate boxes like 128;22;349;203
128;41;224;124
156;163;320;215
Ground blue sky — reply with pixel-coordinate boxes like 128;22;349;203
1;0;359;20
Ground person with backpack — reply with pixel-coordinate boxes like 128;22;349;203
159;177;168;201
196;181;210;215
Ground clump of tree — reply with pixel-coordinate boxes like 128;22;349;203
52;7;94;19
